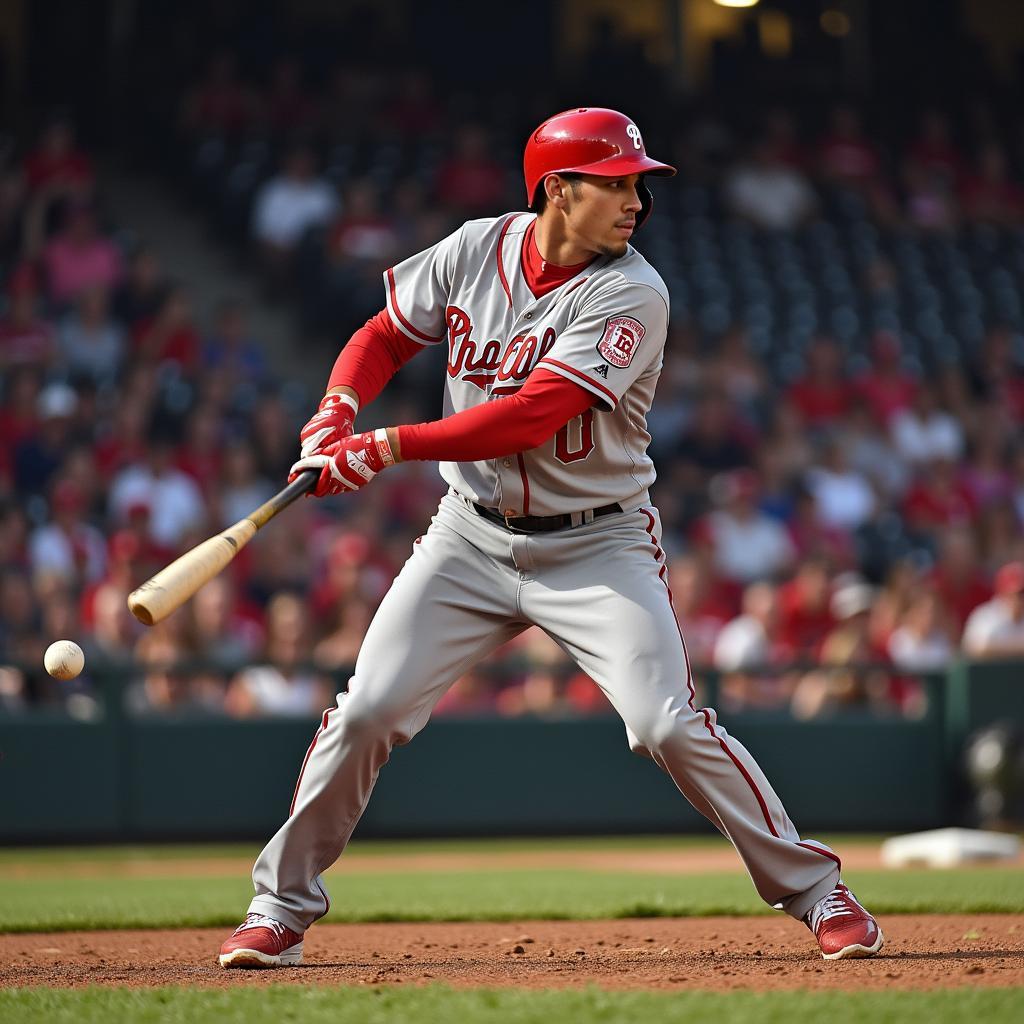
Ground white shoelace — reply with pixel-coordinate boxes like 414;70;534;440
236;913;287;936
808;885;862;932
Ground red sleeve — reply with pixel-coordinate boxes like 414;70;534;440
397;369;594;462
327;309;424;406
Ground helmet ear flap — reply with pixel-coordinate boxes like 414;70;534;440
636;178;654;228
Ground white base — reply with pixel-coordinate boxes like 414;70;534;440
880;827;1020;868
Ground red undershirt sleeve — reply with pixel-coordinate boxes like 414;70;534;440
327;309;425;406
397;369;595;462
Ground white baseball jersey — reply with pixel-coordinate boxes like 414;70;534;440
383;213;670;516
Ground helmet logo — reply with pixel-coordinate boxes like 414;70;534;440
626;124;642;150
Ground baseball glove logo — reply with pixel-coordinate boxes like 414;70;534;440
597;316;645;368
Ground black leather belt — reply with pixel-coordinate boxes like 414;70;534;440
471;501;622;532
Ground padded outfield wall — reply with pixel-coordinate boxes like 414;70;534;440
0;665;1020;841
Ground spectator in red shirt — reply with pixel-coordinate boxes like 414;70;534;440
435;125;508;216
786;335;852;427
960;143;1024;226
854;331;918;426
132;285;200;373
181;50;252;140
0;266;55;373
23;115;94;199
927;526;991;632
175;403;224;496
902;456;977;533
777;557;835;659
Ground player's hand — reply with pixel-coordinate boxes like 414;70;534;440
299;393;358;459
289;429;395;497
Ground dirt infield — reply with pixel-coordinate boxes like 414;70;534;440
3;915;1022;992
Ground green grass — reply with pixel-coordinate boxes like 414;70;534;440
1;986;1022;1024
0;833;895;867
0;866;1021;933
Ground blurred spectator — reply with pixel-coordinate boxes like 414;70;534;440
791;579;890;719
58;286;124;386
905;110;964;192
843;399;910;498
806;439;876;531
313;595;374;671
113;244;166;328
854;332;918;426
42;204;123;306
328;179;400;268
890;381;964;466
181;50;252;140
903;162;959;232
787;484;855;567
13;382;78;497
723;136;817;231
818;106;881;187
435;125;507;216
776;558;835;658
23;115;94;200
131;284;200;372
960;144;1023;225
109;430;206;550
126;625;222;717
202;299;268;390
785;337;851;428
702;469;795;584
28;480;106;588
962;562;1024;658
927;527;991;632
260;57;318;138
82;580;139;668
713;581;780;672
252;146;338;282
225;592;333;717
175;403;223;496
675;389;752;487
704;324;769;419
189;575;263;670
902;456;976;533
0;267;56;372
214;440;275;528
887;590;955;672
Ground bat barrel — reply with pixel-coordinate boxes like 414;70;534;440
126;471;317;626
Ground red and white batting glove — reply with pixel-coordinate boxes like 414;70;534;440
299;392;358;459
289;429;396;497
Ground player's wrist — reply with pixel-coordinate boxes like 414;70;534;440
384;426;403;463
323;389;360;415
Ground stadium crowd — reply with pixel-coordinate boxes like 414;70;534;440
3;62;1024;722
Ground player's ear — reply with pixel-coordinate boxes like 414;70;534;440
545;174;569;210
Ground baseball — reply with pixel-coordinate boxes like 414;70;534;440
44;640;85;680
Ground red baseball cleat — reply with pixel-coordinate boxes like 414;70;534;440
805;881;884;960
219;913;304;968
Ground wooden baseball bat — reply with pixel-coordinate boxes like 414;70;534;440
127;470;317;626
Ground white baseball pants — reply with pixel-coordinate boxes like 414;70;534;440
248;494;840;932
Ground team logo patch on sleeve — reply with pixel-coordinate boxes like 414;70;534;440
597;316;645;368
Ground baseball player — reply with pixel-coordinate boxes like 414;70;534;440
219;108;882;968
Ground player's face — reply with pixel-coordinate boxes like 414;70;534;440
564;173;644;259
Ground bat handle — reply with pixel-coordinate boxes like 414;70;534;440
248;470;319;529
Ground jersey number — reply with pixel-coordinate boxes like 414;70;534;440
555;409;595;464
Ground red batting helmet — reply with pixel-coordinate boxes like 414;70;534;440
523;107;675;227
